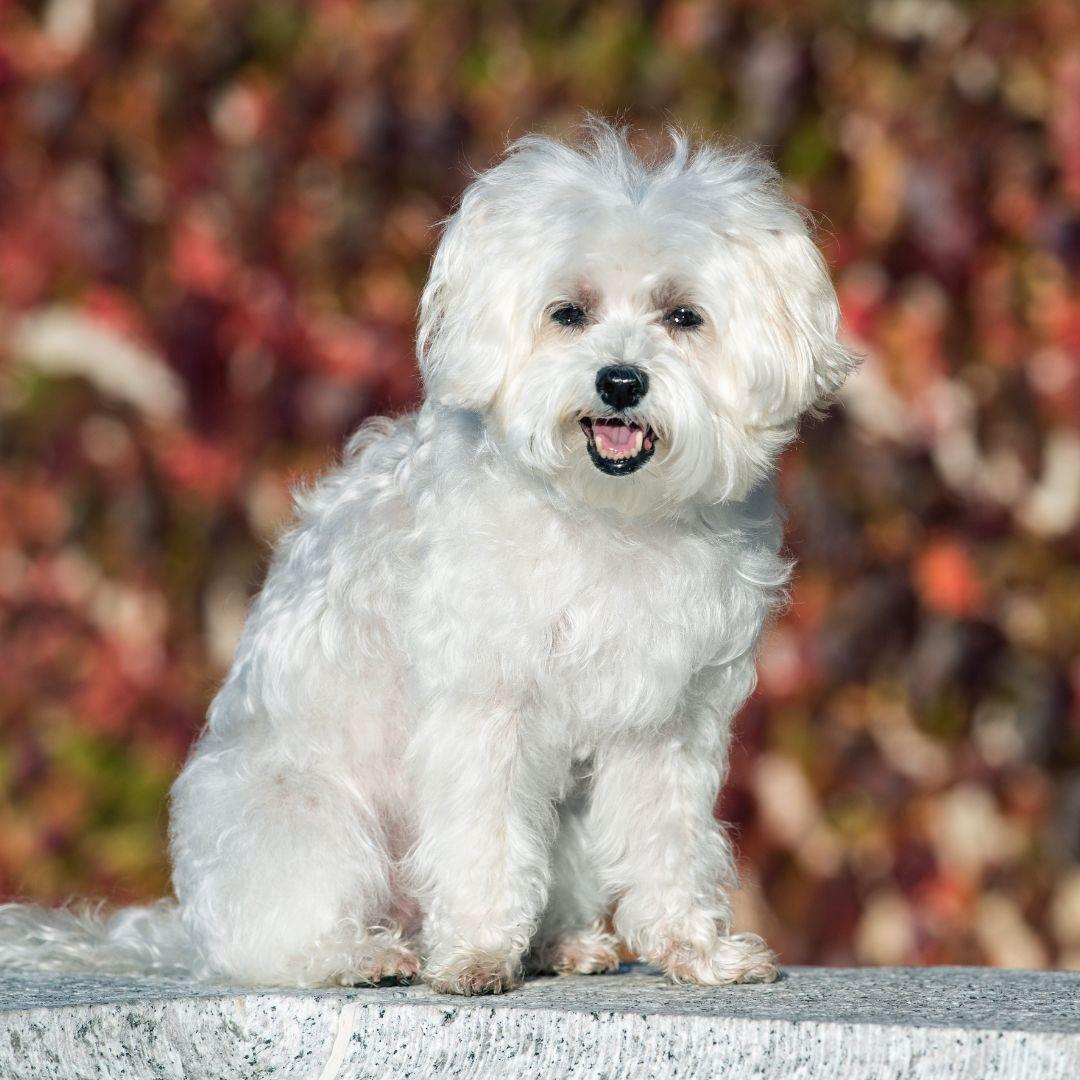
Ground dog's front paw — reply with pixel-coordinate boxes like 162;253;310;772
424;949;522;995
657;932;779;986
532;926;622;976
337;939;421;986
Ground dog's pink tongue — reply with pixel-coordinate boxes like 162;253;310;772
592;421;637;453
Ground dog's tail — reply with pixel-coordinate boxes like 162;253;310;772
0;899;195;977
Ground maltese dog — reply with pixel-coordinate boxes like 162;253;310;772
1;120;856;994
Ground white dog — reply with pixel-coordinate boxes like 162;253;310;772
0;120;856;994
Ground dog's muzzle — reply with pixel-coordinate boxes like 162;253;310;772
581;366;656;476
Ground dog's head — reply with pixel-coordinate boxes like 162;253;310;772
418;120;858;516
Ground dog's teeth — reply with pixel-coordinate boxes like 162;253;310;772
593;426;649;461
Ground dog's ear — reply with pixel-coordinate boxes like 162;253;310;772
417;181;524;412
718;223;859;426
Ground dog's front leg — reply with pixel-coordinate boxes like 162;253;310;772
409;695;564;995
589;677;778;986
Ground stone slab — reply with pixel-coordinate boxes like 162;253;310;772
0;965;1076;1079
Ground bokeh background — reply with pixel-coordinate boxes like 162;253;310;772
1;0;1078;969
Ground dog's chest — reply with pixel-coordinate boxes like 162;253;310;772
504;512;765;731
415;484;777;734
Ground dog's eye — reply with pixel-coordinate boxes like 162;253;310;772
665;306;703;329
550;304;588;328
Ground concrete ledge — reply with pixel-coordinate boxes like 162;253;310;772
0;965;1077;1078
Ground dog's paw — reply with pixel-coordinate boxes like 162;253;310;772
657;932;779;986
338;940;421;986
532;927;622;976
424;950;522;995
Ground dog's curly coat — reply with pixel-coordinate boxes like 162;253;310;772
0;121;857;994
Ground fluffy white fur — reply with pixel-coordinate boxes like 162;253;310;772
0;121;856;994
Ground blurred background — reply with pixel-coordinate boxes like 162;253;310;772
0;0;1077;969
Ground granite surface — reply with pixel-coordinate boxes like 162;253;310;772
0;964;1076;1078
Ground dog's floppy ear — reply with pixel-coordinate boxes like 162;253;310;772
417;180;524;412
719;221;859;426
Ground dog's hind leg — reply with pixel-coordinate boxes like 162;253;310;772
170;733;416;986
529;782;621;976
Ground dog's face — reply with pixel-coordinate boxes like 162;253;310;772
418;124;857;516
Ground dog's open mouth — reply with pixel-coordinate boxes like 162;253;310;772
579;417;657;476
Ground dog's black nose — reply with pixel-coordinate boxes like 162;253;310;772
596;365;649;410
